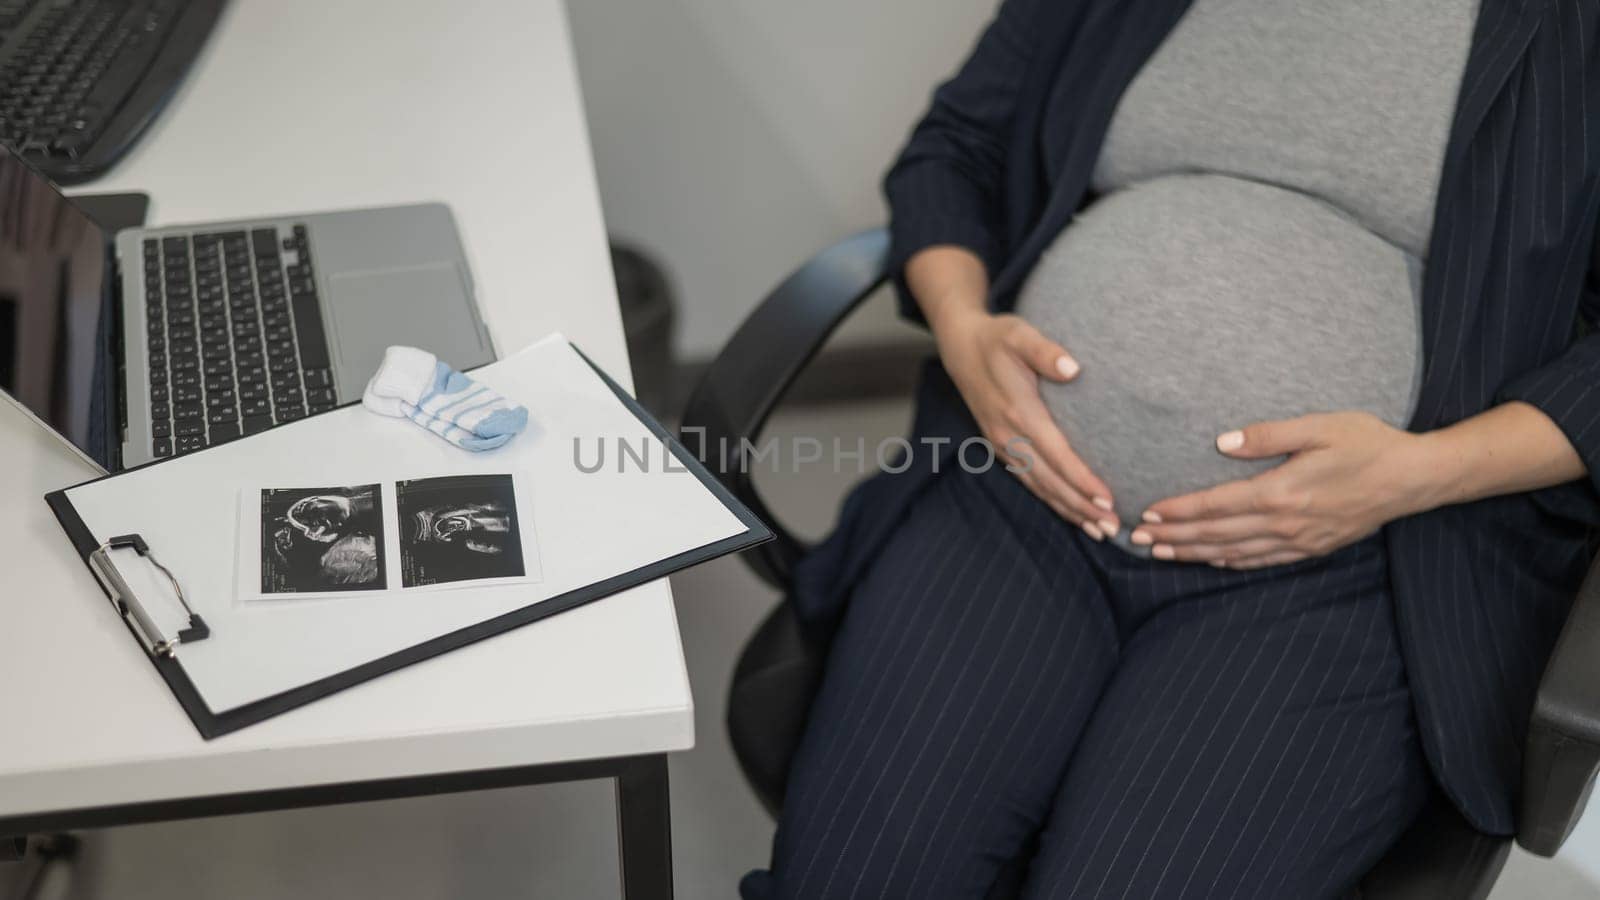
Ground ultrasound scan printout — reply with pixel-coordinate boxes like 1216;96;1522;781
258;484;388;594
395;474;526;588
238;473;541;603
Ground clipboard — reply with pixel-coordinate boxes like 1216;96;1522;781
45;336;771;739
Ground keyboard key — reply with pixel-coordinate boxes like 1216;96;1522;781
276;406;306;423
173;384;201;404
175;419;204;437
207;408;236;425
151;420;170;439
302;368;333;388
153;438;172;458
175;436;204;454
240;396;270;417
306;388;335;406
209;423;240;444
150;384;168;402
290;295;330;369
242;415;273;435
150;402;169;419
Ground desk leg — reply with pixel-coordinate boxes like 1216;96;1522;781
615;755;673;900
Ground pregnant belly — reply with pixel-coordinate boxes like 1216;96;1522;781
1014;174;1422;552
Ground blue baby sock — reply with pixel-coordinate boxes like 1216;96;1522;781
362;346;528;450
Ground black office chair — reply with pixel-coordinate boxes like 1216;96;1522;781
680;228;1600;899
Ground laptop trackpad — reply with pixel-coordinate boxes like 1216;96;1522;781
326;264;486;392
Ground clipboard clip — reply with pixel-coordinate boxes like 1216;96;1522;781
88;533;211;659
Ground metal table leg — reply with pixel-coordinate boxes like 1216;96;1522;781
2;835;78;900
616;755;673;900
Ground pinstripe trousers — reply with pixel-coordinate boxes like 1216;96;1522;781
741;462;1432;900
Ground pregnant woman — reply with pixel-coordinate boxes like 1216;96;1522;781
743;0;1600;898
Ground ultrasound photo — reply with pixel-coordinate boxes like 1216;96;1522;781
395;474;525;588
259;484;388;594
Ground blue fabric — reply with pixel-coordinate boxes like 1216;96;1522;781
860;0;1600;835
748;464;1431;899
404;361;527;451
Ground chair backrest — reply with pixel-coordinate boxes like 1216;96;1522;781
679;228;891;589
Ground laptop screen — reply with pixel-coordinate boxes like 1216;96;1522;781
0;145;116;468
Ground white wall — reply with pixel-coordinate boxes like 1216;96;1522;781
565;0;994;359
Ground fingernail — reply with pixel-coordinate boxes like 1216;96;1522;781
1142;510;1162;524
1098;518;1120;536
1057;356;1080;378
1092;496;1113;512
1130;529;1153;546
1210;560;1228;568
1216;430;1245;452
1152;544;1176;560
1082;521;1104;541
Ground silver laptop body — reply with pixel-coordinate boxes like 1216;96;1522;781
116;202;494;467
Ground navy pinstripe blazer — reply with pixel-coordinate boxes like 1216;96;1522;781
795;0;1600;835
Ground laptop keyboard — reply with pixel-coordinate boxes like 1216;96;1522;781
143;224;337;459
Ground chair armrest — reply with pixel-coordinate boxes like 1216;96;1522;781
679;228;891;589
1519;549;1600;856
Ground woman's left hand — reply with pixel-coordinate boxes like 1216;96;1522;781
1132;412;1438;569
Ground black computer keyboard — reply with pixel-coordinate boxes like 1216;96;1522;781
0;0;224;184
143;224;337;459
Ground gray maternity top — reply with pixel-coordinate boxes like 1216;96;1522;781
1013;0;1479;552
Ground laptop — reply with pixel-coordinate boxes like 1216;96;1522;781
0;144;494;472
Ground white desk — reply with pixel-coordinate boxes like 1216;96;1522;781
0;1;689;896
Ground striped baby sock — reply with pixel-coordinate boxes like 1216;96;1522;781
362;346;528;450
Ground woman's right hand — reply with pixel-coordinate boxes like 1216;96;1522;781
931;306;1120;538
